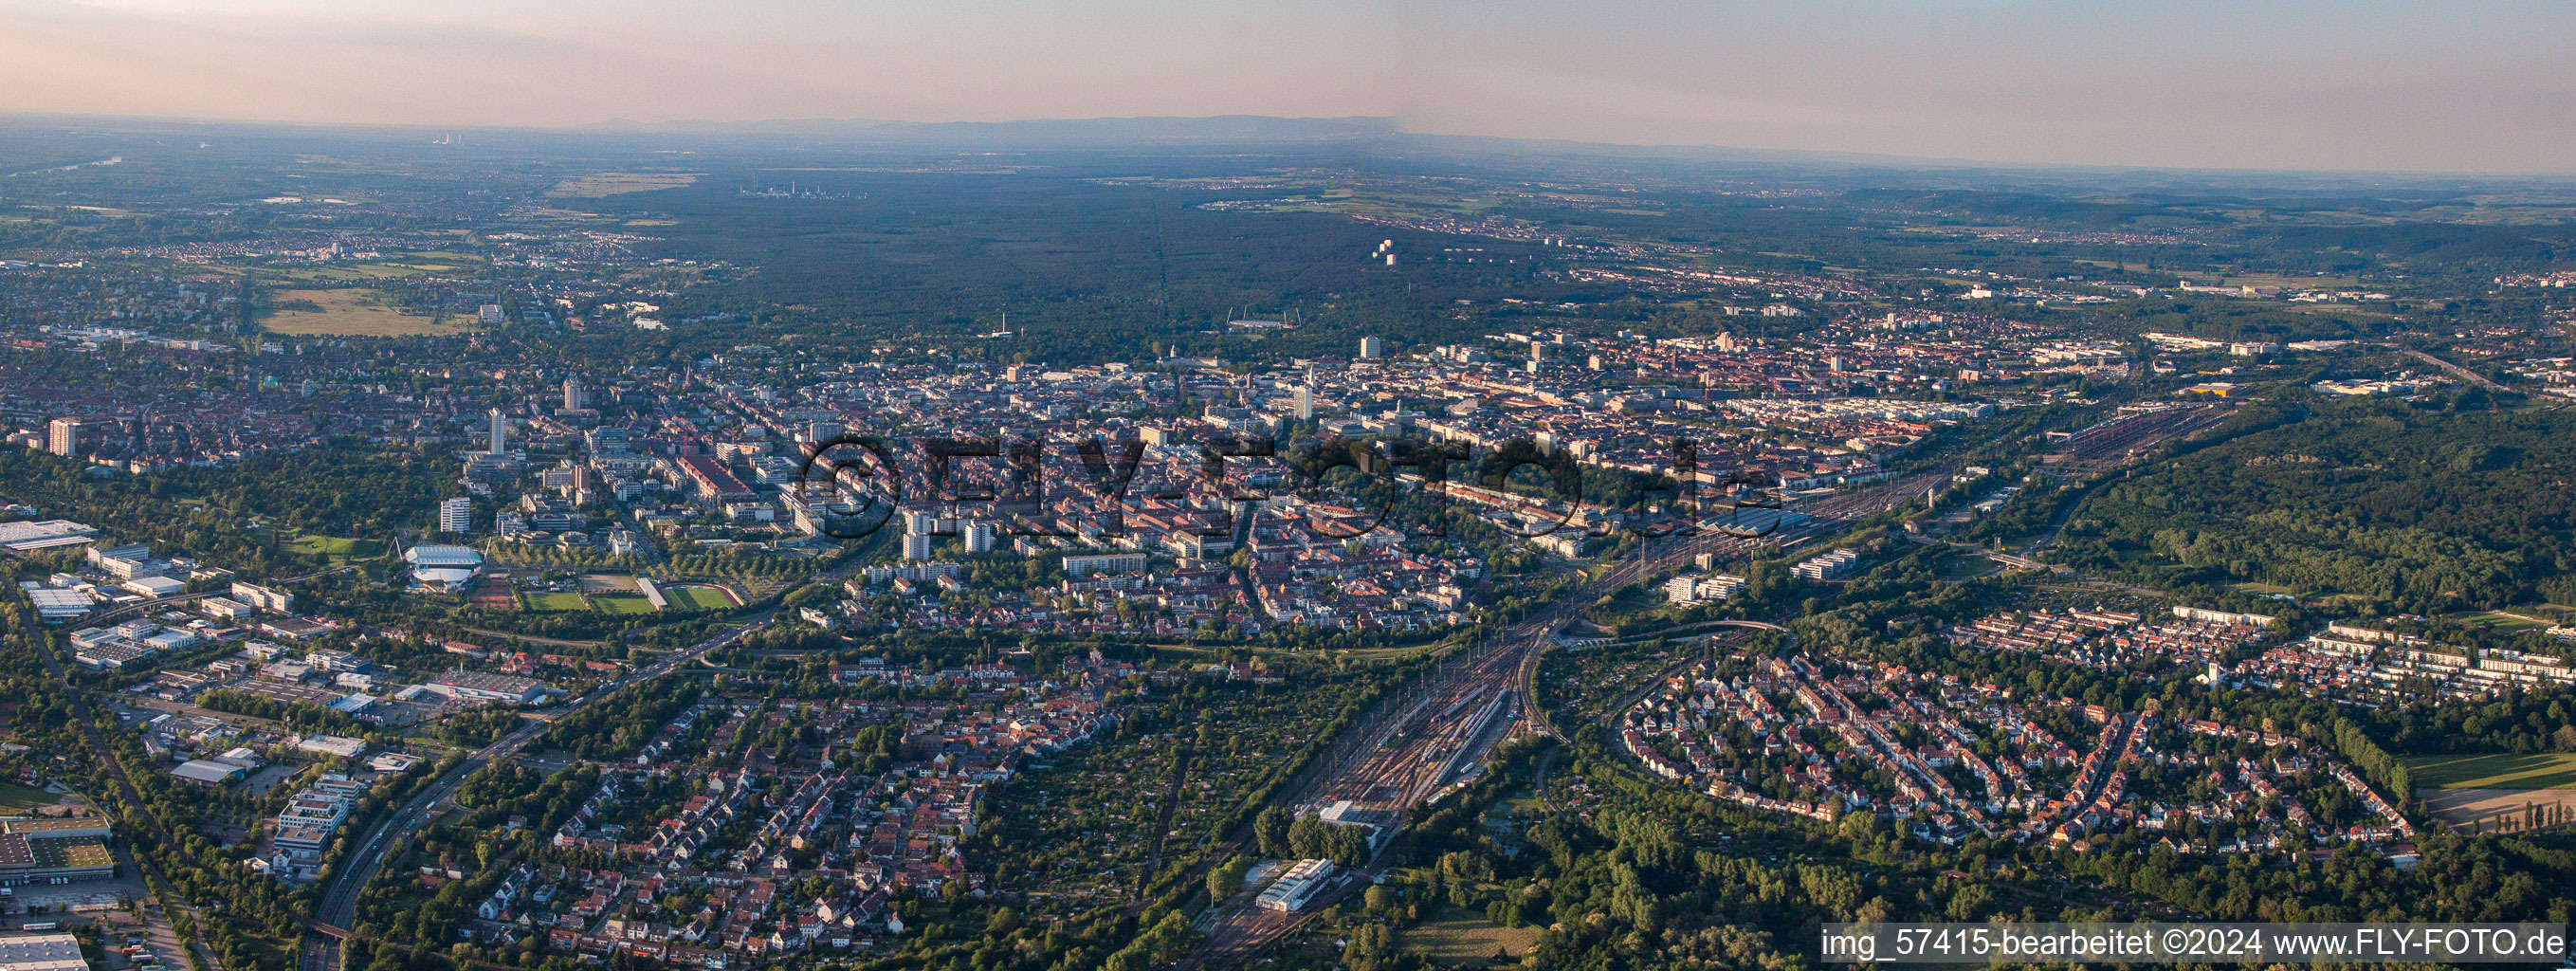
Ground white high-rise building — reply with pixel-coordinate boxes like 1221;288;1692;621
561;377;587;412
902;533;935;561
1359;336;1383;359
486;408;508;454
965;522;998;553
1294;384;1313;420
438;497;472;535
46;418;80;457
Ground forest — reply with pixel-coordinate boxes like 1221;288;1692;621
2053;397;2576;613
0;440;451;581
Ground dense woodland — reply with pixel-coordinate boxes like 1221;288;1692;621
2056;397;2576;613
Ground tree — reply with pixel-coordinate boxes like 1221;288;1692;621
1255;805;1291;857
1207;854;1251;901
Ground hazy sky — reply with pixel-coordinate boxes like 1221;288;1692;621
6;0;2573;174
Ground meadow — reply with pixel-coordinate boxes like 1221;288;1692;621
2403;752;2576;790
262;288;476;337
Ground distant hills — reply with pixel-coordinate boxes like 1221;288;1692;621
582;114;1399;148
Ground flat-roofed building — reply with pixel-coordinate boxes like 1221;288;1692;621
2;818;111;839
1063;553;1149;577
0;930;87;971
229;581;294;613
24;589;92;622
173;760;246;786
121;576;184;598
259;616;332;640
227;679;343;708
273;825;333;855
72;641;154;670
45;418;80;457
0;520;98;555
296;735;369;759
426;669;547;704
1255;858;1339;912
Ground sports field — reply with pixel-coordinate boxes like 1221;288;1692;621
263;288;476;337
593;595;658;615
524;592;590;612
579;574;642;594
2402;752;2576;789
663;585;740;611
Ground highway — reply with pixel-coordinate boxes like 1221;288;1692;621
298;613;772;971
2384;342;2508;393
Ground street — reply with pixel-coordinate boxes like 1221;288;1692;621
297;612;771;971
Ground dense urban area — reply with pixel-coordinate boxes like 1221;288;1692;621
0;117;2570;971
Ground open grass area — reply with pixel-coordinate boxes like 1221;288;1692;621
262;287;476;337
547;172;699;197
2450;611;2549;632
662;585;740;611
524;592;590;613
2403;752;2576;790
1398;906;1540;964
292;536;382;562
256;256;479;282
0;781;59;812
593;595;658;615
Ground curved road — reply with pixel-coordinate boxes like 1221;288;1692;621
300;613;773;971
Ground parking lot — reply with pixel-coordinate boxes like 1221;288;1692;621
5;872;144;912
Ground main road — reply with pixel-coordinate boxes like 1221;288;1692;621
298;613;773;971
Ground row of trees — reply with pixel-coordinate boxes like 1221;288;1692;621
1252;805;1373;866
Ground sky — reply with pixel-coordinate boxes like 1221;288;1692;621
4;0;2573;174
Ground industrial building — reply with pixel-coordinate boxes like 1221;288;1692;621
1255;858;1339;912
0;930;87;971
425;669;548;704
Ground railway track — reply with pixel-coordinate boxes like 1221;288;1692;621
1185;525;1781;964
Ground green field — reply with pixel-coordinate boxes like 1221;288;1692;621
2230;581;2296;595
259;257;477;282
292;536;382;561
2403;752;2576;790
0;781;58;812
263;287;477;337
2451;611;2549;632
546;172;699;197
1398;906;1540;963
592;595;658;615
664;586;740;611
524;592;590;612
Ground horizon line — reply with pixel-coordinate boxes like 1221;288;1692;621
5;109;2575;184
